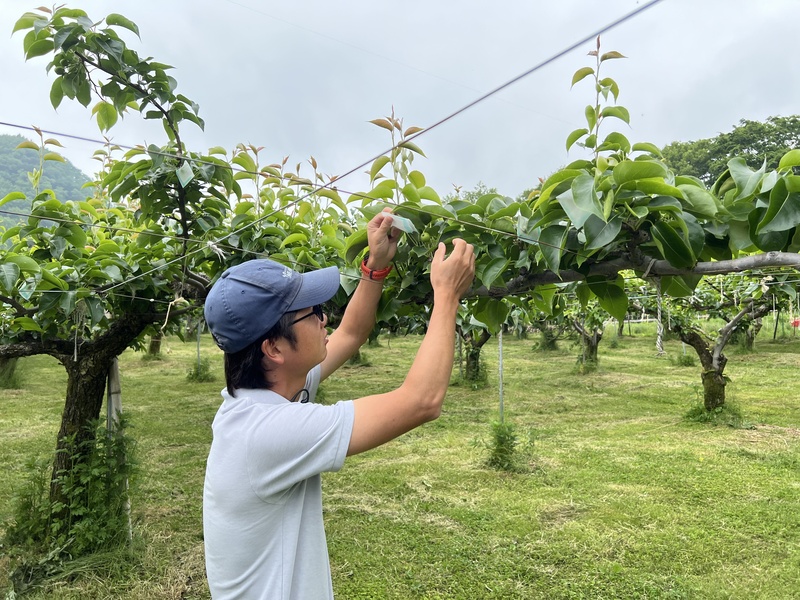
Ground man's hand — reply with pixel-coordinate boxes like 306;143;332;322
365;208;400;270
430;239;475;302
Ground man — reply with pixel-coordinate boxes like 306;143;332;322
202;209;475;599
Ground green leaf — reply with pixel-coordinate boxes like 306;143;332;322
13;13;43;34
5;255;40;274
561;174;603;229
612;160;669;185
105;13;140;37
584;105;597;131
778;149;800;172
757;178;800;234
566;128;589;151
398;141;426;157
472;299;508;334
401;184;420;203
418;186;441;203
345;228;369;264
571;66;594;87
586;277;628;322
369;156;390;182
598;77;620;102
15;140;39;151
85;297;106;325
50;77;65;109
408;170;426;188
600;51;626;62
232;152;257;173
583;214;622;250
600;106;630;125
0;192;27;208
539;225;567;274
479;257;509;289
13;317;43;333
651;221;695;268
634;179;684;199
660;275;701;297
25;39;55;60
677;184;719;218
280;233;308;248
42;152;65;163
727;157;764;200
632;142;662;157
600;132;630;153
0;262;21;291
59;290;77;316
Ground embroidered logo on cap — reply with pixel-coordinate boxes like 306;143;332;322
282;267;293;279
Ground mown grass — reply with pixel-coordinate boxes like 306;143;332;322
1;326;799;599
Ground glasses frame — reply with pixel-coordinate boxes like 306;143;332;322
289;304;324;326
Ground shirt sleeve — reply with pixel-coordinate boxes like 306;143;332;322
245;397;354;501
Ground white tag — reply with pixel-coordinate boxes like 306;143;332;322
390;214;417;234
177;162;195;187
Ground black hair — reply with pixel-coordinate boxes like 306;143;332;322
224;311;299;397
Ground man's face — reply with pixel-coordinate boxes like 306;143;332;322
286;305;329;371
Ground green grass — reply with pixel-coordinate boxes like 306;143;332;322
1;328;799;598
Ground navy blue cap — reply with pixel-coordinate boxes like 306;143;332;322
204;259;340;354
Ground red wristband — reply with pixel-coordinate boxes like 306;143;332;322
361;257;392;281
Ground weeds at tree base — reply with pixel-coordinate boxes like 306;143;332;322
2;417;137;595
139;352;163;362
574;357;598;374
186;358;215;383
480;421;535;473
685;401;753;429
670;353;696;367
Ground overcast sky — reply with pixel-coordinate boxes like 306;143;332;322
2;0;799;199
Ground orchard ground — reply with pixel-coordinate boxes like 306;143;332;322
1;321;799;599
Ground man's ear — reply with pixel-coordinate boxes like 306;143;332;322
261;338;285;365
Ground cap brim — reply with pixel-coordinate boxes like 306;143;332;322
287;265;341;311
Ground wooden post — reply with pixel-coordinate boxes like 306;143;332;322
106;358;132;542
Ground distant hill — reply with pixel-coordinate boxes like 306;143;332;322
0;133;92;227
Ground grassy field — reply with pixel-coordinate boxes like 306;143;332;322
1;325;799;599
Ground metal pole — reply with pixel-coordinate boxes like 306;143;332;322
498;328;504;424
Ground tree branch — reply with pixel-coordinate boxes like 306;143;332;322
473;252;800;298
0;294;36;317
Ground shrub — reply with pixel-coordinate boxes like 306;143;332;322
186;358;215;382
482;421;534;473
671;352;696;367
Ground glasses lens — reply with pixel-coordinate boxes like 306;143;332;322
313;304;324;320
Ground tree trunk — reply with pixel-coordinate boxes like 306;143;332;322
0;356;20;388
50;352;114;507
742;318;762;350
573;320;602;365
701;369;726;411
147;332;162;356
47;313;154;508
458;327;492;384
672;326;727;411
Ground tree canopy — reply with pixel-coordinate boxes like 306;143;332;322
661;115;800;186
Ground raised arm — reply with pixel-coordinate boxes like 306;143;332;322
347;239;475;456
321;208;399;380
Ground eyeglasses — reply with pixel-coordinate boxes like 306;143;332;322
289;304;325;326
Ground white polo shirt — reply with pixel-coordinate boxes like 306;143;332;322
203;365;355;599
